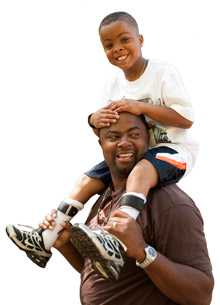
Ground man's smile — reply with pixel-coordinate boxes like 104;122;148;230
116;151;135;162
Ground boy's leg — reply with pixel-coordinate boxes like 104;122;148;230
70;147;187;280
119;159;158;219
68;174;106;203
6;162;109;267
41;175;105;250
119;146;186;219
126;159;158;196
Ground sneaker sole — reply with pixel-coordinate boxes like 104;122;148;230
6;225;51;258
71;224;122;280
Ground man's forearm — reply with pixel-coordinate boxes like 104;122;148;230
56;241;84;273
145;252;214;305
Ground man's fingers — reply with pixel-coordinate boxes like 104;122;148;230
39;210;57;230
110;209;131;218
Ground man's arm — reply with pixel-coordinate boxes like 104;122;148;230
40;212;84;273
105;209;214;305
55;239;84;273
142;252;214;305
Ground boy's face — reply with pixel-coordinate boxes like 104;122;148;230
99;20;143;74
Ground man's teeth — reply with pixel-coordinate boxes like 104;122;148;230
117;153;133;158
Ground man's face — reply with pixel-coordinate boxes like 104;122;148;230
99;113;149;177
99;20;143;73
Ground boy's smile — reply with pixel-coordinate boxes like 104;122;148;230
99;20;146;81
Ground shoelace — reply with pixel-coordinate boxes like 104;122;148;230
96;232;123;260
22;230;44;250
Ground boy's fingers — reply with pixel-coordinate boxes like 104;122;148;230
102;111;119;118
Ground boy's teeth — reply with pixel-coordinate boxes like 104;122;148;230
118;55;127;61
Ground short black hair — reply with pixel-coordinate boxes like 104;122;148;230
99;11;139;33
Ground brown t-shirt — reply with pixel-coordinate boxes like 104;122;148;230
80;184;212;305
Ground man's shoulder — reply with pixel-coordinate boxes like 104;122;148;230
150;184;198;214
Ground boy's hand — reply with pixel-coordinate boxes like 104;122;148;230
90;106;120;128
108;99;143;116
39;210;72;250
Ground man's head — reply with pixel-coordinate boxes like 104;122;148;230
99;113;149;179
99;12;144;76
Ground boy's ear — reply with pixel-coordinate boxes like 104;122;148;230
139;34;144;47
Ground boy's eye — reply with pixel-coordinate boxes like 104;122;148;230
104;43;113;50
121;37;130;43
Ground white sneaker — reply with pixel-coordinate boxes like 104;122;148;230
6;224;52;267
71;223;125;280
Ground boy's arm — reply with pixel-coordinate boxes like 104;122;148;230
108;65;194;129
109;100;193;129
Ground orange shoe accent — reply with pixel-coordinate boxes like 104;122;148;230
156;155;187;170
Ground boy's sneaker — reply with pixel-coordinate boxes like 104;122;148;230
71;223;125;280
6;224;52;268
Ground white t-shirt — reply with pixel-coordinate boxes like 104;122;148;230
102;60;199;174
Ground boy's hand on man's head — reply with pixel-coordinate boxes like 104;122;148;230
90;106;120;128
108;99;143;116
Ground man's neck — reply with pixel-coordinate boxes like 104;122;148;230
111;175;127;192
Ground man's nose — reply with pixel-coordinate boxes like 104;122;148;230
117;136;132;148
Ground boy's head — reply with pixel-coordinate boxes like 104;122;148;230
99;11;139;34
98;11;145;80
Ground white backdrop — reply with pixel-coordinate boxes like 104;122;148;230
0;1;219;304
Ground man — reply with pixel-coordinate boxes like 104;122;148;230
43;112;213;305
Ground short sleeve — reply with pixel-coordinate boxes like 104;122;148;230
155;204;212;277
161;65;194;122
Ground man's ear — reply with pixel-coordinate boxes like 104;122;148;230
139;34;144;47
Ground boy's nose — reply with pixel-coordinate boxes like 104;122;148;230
113;43;123;53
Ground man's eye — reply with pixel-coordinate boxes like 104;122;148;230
108;135;119;141
129;133;140;139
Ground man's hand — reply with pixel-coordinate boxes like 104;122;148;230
39;210;72;250
90;106;120;128
104;209;146;262
108;99;144;116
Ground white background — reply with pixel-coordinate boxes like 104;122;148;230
0;0;219;304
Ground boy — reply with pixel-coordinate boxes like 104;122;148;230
6;11;198;279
